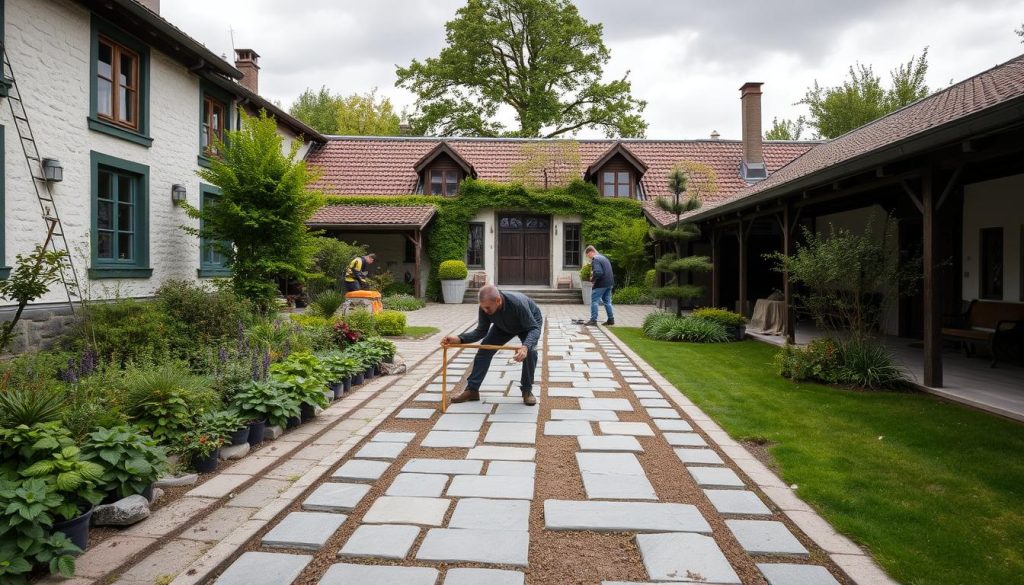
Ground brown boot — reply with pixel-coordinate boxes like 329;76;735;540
451;389;480;403
522;392;537;406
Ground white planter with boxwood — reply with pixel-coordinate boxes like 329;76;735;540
439;260;469;304
579;263;593;305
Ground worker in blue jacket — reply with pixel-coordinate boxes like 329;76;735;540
584;245;615;326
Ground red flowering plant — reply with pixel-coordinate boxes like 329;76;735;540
331;320;362;349
175;427;226;463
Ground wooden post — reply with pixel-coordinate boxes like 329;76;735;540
404;230;424;299
783;204;795;344
738;222;748;317
922;170;942;387
711;228;720;309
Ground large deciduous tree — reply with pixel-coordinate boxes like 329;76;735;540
395;0;647;138
289;87;401;136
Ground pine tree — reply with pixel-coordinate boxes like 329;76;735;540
649;164;715;314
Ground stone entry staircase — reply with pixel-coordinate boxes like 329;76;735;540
463;287;583;305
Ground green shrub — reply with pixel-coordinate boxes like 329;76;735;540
83;425;168;499
383;293;425;311
231;380;300;428
289;313;330;328
155;280;253;360
837;339;910;390
642;311;677;338
119;362;219;442
307;236;367;295
0;387;65;427
642;312;729;343
612;285;652;305
692;307;747;327
383;281;415;296
269;352;330;410
376;311;407;336
438;260;468;280
60;374;127;439
341;309;377;337
776;338;843;383
579;263;592;281
67;299;170;364
309;290;346;318
643;269;656;289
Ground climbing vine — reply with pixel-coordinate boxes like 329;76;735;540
322;179;644;298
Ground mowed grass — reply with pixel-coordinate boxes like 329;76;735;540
611;328;1024;585
397;326;441;339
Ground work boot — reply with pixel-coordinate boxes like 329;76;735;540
451;389;480;403
583;319;598;326
603;319;615;326
522;392;537;406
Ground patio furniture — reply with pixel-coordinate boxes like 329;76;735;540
748;298;786;335
941;300;1024;367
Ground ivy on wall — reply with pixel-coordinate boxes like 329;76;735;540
321;179;644;298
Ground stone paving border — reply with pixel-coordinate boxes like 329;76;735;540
601;325;899;585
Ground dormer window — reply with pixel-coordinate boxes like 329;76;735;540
601;171;633;198
429;168;460;196
585;142;648;200
414;141;478;196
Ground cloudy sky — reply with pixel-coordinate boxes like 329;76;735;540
163;0;1024;140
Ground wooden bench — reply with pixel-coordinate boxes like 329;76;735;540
942;300;1024;367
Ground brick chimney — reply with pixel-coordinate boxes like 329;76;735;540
739;82;767;181
234;49;261;94
137;0;160;14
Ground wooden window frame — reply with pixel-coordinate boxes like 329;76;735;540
467;222;485;269
96;36;140;131
599;170;633;198
428;168;461;196
201;95;226;156
563;222;582;268
89;16;151;146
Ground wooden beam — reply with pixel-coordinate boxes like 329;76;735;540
922;168;942;387
783;203;795;344
901;179;924;214
404;230;424;299
936;165;963;211
711;229;720;309
738;221;748;317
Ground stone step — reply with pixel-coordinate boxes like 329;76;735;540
464;287;584;304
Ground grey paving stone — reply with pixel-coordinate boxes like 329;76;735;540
331;460;390;483
386;473;449;497
444;568;525;585
664;432;708;447
674;448;725;465
705;490;772;515
434;413;487;431
727;520;809;556
484;396;536;404
549;409;618;421
372;432;416;443
646;408;681;419
548;388;595;398
757;563;842;585
631;384;657;391
319;563;439;585
354;441;407;459
688;466;745;489
337;524;419;560
467;446;536;460
582;473;657;500
639;398;672;409
261;512;346;550
576;452;646;476
543;420;594;436
447;475;534;500
396;408;435;420
636;532;741;584
362;496;451;526
494;403;540;415
402;458;483;475
444;402;495;414
544;500;711;533
302;483;371;513
417;528;529;566
449;497;530;531
633;390;663;399
422;430;479;448
578;435;644;452
654;419;693;432
598;421;654;436
487;461;536;477
484;423;537;444
213;551;311;585
579;398;633;411
488;413;538;423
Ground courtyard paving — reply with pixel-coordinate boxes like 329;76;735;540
55;302;894;584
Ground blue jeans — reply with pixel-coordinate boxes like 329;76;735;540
591;287;614;321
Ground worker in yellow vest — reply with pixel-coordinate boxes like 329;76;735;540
344;253;375;292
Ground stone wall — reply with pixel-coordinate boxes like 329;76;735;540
0;304;77;356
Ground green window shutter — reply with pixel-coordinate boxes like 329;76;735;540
88;151;151;279
198;183;231;277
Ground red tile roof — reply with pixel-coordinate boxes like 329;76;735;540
308;205;435;228
306;137;813;226
688;53;1024;222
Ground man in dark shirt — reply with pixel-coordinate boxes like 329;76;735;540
442;285;543;406
584;245;615;326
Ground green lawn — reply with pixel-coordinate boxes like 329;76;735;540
611;328;1024;585
392;326;440;340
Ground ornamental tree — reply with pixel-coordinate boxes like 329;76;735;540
187;110;324;310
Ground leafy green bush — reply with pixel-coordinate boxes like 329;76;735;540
642;312;729;343
289;313;331;329
119;362;219;442
269;352;330;410
642;311;677;338
155;280;253;360
383;293;425;311
363;337;397;362
231;380;301;428
692;307;747;327
341;309;377;337
776;338;843;383
838;339;910;390
60;374;127;439
438;260;468;280
643;269;656;289
309;290;346;318
376;310;407;336
579;263;592;281
383;281;415;296
0;476;81;582
0;387;65;427
67;299;171;364
612;285;652;305
307;236;367;295
83;425;168;499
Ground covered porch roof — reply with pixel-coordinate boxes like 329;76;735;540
308;205;436;230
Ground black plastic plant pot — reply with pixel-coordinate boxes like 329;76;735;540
140;483;154;502
54;506;93;550
300;403;316;422
247;419;266;445
343;376;352;393
229;426;250;446
365;366;375;379
192;450;220;474
352;373;365;386
286;416;302;429
331;382;343;399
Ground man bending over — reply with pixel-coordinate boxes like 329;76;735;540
442;285;543;406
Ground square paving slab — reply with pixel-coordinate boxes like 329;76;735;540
639;398;672;409
434;413;487;431
757;563;842;585
544;500;711;533
337;524;419;560
386;473;449;497
688;466;745;489
484;423;537;444
488;413;539;423
633;391;663;399
675;448;725;465
598;421;655;436
443;568;525;585
726;520;809;556
302;483;371;513
705;490;772;515
487;461;536;477
654;419;693;432
354;442;406;459
448;497;530;531
578;435;644;452
548;388;596;398
402;458;482;475
664;433;708;447
417;528;529;566
362;496;450;526
582;473;657;500
576;452;646;476
447;475;534;500
636;532;741;584
579;398;633;411
261;512;346;550
467;446;536;461
543;420;594;436
331;460;390;483
319;563;438;585
213;551;311;585
422;431;480;448
396;408;435;420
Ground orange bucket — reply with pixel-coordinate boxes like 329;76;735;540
345;290;383;315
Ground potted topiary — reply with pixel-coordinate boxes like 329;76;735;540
579;263;594;305
439;260;469;304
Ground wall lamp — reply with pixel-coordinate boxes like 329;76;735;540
171;184;187;204
42;158;63;182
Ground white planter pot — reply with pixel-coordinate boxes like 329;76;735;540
581;282;594;305
442;279;468;304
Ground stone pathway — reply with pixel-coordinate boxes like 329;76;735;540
199;316;888;584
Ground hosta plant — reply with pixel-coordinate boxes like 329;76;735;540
83;425;168;499
231;380;302;429
269;352;330;409
0;476;81;583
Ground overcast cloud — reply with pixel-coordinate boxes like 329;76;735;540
162;0;1024;139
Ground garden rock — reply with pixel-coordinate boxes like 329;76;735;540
92;495;150;526
155;473;199;488
380;355;407;375
220;442;251;460
150;487;165;504
265;425;284;440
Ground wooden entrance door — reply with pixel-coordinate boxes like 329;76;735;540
498;214;550;285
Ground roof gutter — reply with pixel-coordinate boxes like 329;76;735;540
685;95;1024;224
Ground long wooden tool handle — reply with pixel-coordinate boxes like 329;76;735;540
441;346;448;413
443;343;522;351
